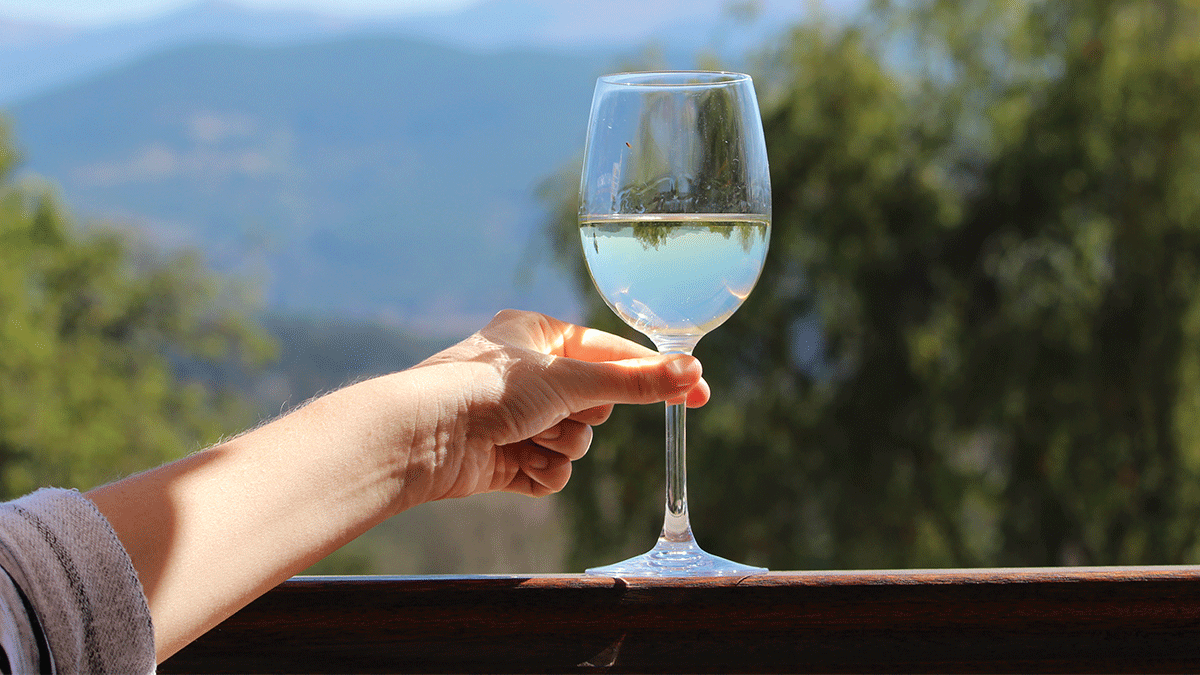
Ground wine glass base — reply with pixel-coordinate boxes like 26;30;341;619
585;538;767;578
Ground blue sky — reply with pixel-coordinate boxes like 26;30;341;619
0;0;481;25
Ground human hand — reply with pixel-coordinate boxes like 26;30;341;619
399;310;709;504
85;309;707;662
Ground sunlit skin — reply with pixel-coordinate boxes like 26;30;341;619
86;310;708;662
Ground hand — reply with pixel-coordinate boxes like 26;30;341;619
87;309;708;661
403;310;709;502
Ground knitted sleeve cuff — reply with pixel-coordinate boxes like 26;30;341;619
0;488;155;674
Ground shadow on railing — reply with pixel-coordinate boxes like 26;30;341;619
159;567;1200;673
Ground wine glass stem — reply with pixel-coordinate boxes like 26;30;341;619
657;342;698;545
662;399;693;543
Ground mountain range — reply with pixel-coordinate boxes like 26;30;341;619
1;0;825;336
0;0;831;103
9;36;604;332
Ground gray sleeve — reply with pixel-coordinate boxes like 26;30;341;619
0;488;155;674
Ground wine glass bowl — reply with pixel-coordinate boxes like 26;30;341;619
578;71;770;577
579;213;769;353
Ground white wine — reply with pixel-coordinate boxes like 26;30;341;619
580;213;769;346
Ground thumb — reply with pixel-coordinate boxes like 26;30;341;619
563;354;704;407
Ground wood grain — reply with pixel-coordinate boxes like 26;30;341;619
159;567;1200;673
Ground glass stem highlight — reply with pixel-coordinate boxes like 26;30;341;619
662;399;692;543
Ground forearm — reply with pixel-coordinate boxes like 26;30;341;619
87;373;423;662
81;310;706;663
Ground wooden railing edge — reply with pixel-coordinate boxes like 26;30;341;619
162;566;1200;674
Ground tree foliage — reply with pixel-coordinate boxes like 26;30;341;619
551;0;1200;569
0;121;273;498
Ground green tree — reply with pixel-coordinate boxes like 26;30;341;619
552;0;1200;570
0;121;273;497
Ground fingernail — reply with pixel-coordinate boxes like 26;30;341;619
527;450;550;470
665;356;700;382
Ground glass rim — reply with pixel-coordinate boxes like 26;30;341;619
597;70;752;87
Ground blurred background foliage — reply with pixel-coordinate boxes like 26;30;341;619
553;0;1200;570
3;0;1200;573
0;123;274;498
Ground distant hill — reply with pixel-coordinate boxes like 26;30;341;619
0;0;831;334
0;0;823;104
0;1;367;104
8;36;608;333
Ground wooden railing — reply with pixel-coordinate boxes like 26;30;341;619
158;567;1200;673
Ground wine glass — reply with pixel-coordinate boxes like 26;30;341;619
578;71;771;577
